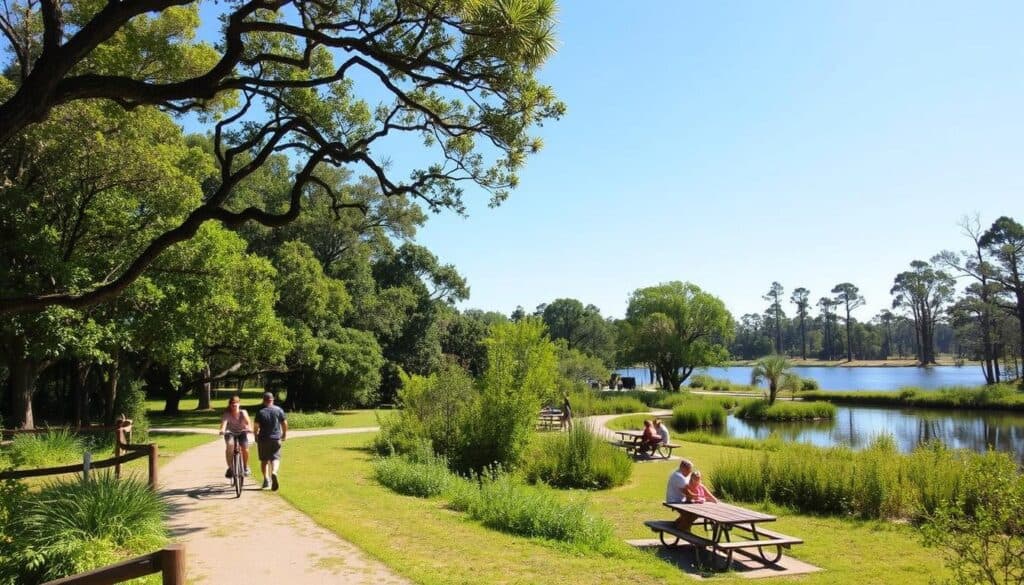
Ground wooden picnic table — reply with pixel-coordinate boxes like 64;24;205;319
645;502;803;569
612;430;679;459
537;408;562;431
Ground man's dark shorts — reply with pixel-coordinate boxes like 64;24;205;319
223;433;249;447
257;438;282;461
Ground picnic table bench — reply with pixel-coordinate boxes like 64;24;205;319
612;430;680;459
645;502;803;570
537;409;562;431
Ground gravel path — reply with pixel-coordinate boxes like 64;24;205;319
155;426;411;585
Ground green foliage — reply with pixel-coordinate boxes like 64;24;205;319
540;299;616;367
800;378;820;391
554;342;610;390
113;380;150;441
373;452;455;498
687;373;735;391
619;282;734;391
712;439;972;520
921;451;1024;585
750;354;801;404
286;412;340;429
520;426;632;489
669;402;727;431
7;429;83;468
458;473;615;550
734;400;836;420
459;318;557;473
802;384;1024;411
563;388;647;416
0;473;166;584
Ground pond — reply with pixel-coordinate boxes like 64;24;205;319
616;365;987;391
723;405;1024;464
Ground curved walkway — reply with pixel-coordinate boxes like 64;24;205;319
154;426;411;585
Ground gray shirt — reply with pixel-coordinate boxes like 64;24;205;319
256;404;287;439
665;470;691;504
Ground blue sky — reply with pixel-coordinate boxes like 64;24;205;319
406;1;1024;321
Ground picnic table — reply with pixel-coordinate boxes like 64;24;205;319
612;430;679;459
537;408;562;431
644;502;803;570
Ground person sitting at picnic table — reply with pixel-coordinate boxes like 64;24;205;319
654;418;670;444
665;459;698;531
684;470;719;504
640;419;657;445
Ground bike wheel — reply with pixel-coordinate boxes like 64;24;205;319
232;450;243;498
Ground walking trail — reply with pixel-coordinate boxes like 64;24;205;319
153;412;667;584
155;426;412;585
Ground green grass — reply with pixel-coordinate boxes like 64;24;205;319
670;401;727;430
735;400;837;420
278;431;949;584
802;383;1024;411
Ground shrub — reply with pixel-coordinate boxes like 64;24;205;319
286;412;339;429
373;452;456;498
0;473;166;584
688;373;714;389
8;429;83;468
520;426;632;489
800;378;819;391
114;379;150;441
922;451;1024;585
734;400;836;420
564;388;647;415
670;402;726;431
802;384;1024;411
463;473;614;549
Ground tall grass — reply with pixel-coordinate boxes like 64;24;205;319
458;473;615;549
802;383;1024;411
287;412;340;428
0;472;167;584
734;400;836;420
373;452;455;498
8;429;84;468
711;438;971;520
520;425;632;489
565;388;647;415
670;402;727;431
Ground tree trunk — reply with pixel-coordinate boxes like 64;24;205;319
72;359;92;427
845;307;853;362
102;356;120;424
196;363;212;410
9;356;40;429
799;316;806;360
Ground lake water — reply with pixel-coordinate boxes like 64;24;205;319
725;405;1024;463
615;365;987;391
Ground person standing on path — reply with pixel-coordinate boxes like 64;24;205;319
253;392;288;491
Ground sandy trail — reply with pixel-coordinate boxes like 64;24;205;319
155;426;411;585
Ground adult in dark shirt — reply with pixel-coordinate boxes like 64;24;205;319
253;392;288;491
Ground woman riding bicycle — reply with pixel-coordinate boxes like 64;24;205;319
219;395;252;478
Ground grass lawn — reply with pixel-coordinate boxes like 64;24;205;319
280;432;948;585
146;389;392;430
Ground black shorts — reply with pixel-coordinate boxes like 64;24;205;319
257;438;282;461
224;432;249;447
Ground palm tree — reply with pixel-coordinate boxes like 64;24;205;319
750;355;800;405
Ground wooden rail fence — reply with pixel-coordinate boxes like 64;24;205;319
41;544;185;585
0;418;159;488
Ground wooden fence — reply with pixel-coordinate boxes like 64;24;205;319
0;418;159;488
41;544;185;585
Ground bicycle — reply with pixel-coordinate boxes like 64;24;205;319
221;431;248;498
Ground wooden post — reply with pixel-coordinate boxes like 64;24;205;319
160;544;185;585
114;415;126;479
82;452;91;483
148;443;158;490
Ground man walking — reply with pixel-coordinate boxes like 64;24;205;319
253;392;288;491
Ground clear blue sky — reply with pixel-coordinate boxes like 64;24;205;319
406;1;1024;321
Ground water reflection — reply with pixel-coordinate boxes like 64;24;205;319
616;365;987;390
724;406;1024;463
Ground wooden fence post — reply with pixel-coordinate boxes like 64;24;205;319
148;444;158;490
160;544;185;585
82;452;91;483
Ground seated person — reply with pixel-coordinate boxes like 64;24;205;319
683;470;719;504
655;418;670;444
665;459;697;530
640;419;657;444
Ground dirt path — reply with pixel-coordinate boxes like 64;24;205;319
155;427;412;585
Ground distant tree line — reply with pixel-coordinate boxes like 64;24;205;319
730;215;1024;382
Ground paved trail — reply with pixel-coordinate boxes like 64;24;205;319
155;426;411;585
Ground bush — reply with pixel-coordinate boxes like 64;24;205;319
802;384;1024;411
670;402;726;431
734;400;836;420
922;451;1024;585
800;378;819;391
373;451;456;498
564;388;647;416
8;429;83;468
114;379;150;441
520;426;632;489
286;412;339;429
462;473;614;549
0;473;167;584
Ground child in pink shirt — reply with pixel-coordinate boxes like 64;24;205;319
684;470;719;504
